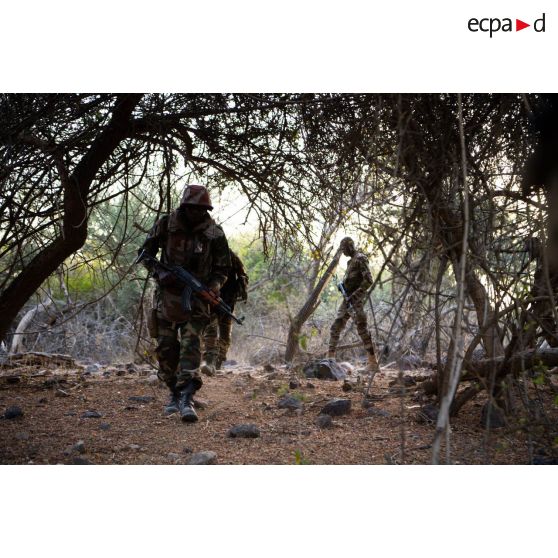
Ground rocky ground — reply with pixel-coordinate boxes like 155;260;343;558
1;355;556;465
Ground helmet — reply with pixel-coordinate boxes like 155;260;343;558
180;184;213;210
340;237;355;250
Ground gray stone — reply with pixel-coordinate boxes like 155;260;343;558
320;398;351;417
85;364;101;374
416;404;438;424
128;395;154;404
99;422;111;431
73;440;85;453
189;451;217;465
4;406;23;419
167;452;180;461
146;374;159;386
480;403;507;429
81;410;102;419
303;358;347;380
278;395;303;410
228;424;261;438
316;414;333;428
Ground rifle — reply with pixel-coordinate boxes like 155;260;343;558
136;250;245;325
337;281;357;318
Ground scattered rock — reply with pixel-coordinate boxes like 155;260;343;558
116;369;126;376
73;440;85;454
43;378;58;388
320;398;351;417
338;361;355;375
278;395;303;410
146;374;159;386
228;424;261;438
289;379;300;389
4;406;23;420
128;444;142;450
126;363;138;373
99;422;111;431
416;404;438;424
167;452;180;461
64;411;77;416
480;403;507;429
85;364;101;374
72;457;92;465
81;410;102;419
128;396;154;404
316;414;333;428
15;432;30;441
188;451;217;465
303;358;347;381
193;398;208;410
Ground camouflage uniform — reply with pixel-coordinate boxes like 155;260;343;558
328;247;377;365
203;250;248;367
141;209;231;392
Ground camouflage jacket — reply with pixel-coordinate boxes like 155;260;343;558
342;251;373;296
141;210;231;322
220;250;249;304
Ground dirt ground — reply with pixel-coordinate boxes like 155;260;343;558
0;359;554;465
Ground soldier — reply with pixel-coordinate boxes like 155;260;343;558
328;237;379;372
140;185;231;423
200;250;248;375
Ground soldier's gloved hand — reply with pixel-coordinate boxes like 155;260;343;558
207;282;221;298
155;270;177;288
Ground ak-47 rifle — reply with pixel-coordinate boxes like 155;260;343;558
337;281;357;318
136;250;245;325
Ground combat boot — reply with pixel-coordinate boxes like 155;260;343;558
178;381;198;423
163;389;180;416
200;356;216;377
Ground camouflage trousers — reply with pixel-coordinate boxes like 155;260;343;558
328;297;376;356
202;304;234;364
155;306;211;391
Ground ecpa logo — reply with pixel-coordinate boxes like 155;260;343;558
468;13;546;37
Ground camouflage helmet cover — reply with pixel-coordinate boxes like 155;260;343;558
180;184;213;210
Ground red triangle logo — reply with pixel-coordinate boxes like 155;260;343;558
516;19;530;31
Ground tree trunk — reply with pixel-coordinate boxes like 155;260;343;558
0;94;142;343
284;248;342;363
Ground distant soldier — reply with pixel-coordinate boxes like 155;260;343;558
139;185;231;423
328;237;379;372
200;250;249;374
